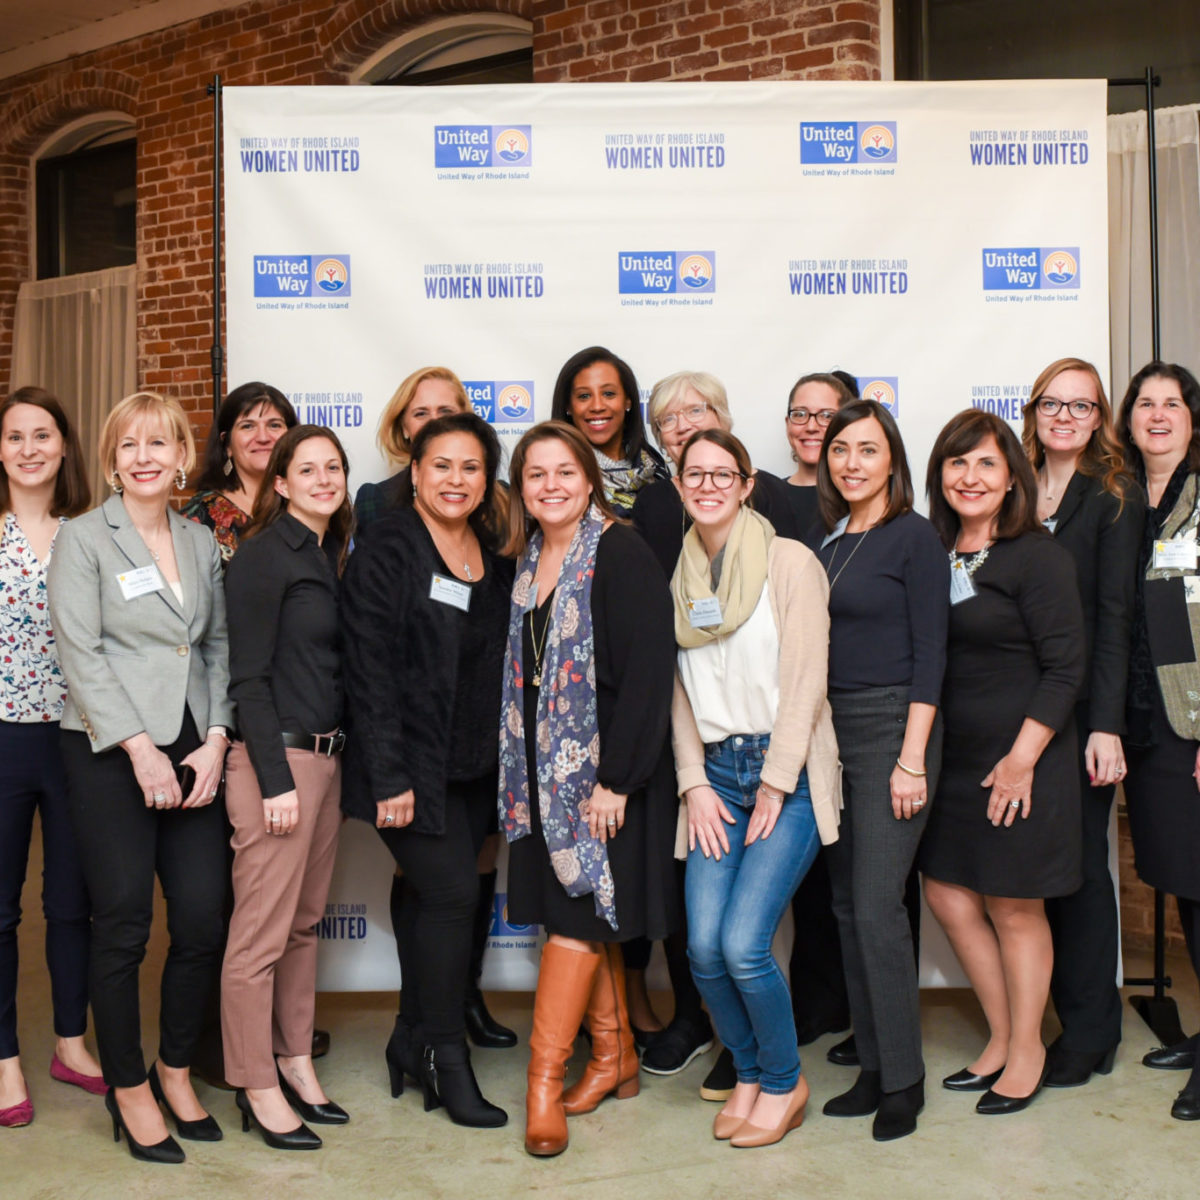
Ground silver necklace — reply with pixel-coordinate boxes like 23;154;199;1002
824;526;871;589
951;538;991;576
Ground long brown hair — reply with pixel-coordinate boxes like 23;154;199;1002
816;399;913;530
1021;357;1132;503
244;425;354;575
926;409;1040;548
503;421;623;558
0;387;91;517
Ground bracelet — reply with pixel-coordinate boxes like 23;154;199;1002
895;758;927;778
759;784;784;801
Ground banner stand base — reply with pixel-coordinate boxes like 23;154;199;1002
1128;993;1185;1047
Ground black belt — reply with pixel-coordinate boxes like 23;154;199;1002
280;730;346;757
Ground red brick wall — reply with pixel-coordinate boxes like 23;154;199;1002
533;0;881;83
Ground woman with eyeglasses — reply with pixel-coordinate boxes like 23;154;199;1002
784;373;856;537
671;429;840;1148
1116;362;1200;1120
1021;359;1142;1090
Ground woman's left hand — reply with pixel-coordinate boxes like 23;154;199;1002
1085;731;1126;788
586;785;627;844
890;764;928;820
982;752;1034;826
179;739;227;808
746;784;784;845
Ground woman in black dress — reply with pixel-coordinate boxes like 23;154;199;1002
783;372;855;536
341;412;512;1129
499;421;676;1157
1022;358;1143;1088
1116;361;1200;1120
920;410;1085;1116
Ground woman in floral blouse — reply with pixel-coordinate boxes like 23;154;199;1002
0;387;99;1128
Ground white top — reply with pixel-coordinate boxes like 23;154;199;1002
168;579;184;605
677;582;780;743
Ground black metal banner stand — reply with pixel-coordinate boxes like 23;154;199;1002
206;75;224;419
1106;66;1185;1048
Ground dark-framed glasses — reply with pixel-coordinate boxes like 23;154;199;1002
1034;397;1098;419
787;407;836;427
679;467;746;490
657;402;711;432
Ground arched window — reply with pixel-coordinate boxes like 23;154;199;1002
354;15;533;87
35;113;135;279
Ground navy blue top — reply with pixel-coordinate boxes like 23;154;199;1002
809;509;949;704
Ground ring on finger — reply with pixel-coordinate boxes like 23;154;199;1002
1009;799;1020;809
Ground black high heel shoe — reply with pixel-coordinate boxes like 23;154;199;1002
148;1063;223;1141
465;986;519;1050
385;1017;423;1098
976;1058;1050;1115
276;1067;349;1125
235;1090;322;1150
1044;1042;1118;1088
419;1042;507;1128
943;1065;1004;1092
104;1088;185;1164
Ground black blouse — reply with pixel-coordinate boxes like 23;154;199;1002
224;513;342;797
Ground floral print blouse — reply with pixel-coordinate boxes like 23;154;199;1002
1;512;67;722
181;489;251;565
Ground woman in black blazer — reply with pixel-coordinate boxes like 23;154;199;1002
1022;357;1143;1088
341;412;513;1129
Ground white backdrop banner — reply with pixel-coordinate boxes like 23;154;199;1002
223;80;1112;992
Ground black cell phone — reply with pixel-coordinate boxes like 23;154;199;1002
175;763;196;795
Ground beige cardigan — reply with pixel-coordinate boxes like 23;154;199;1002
671;537;842;853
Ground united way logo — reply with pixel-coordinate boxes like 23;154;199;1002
982;247;1080;290
434;125;532;169
490;892;536;937
800;121;898;164
1042;249;1079;287
463;380;535;425
619;251;716;294
253;254;351;298
857;377;899;417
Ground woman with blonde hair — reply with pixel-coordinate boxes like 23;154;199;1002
1021;357;1142;1089
49;392;233;1163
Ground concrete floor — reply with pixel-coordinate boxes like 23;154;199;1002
6;889;1198;1200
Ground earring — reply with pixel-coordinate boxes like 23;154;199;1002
222;455;233;477
109;474;123;494
176;468;187;490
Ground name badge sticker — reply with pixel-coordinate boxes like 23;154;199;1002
1153;539;1198;571
949;561;977;606
431;573;471;612
687;596;723;628
116;564;164;601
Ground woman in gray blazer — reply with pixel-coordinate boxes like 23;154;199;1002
48;392;233;1165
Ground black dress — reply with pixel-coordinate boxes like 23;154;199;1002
506;524;678;942
920;532;1086;898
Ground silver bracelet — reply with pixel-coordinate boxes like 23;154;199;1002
895;758;927;778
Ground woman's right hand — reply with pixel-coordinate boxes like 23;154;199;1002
685;784;736;860
377;791;415;830
123;734;182;809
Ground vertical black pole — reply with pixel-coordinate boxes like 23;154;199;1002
207;75;224;418
1145;65;1161;361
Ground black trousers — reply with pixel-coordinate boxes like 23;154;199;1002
61;717;227;1087
1044;707;1123;1054
378;773;495;1045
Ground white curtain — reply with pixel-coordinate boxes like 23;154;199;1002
1108;105;1200;391
9;264;137;493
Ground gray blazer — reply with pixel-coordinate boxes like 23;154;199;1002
48;494;234;753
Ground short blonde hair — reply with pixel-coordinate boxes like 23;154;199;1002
647;371;733;440
99;392;196;489
377;366;470;467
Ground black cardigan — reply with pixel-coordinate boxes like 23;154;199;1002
340;505;513;833
1049;472;1144;735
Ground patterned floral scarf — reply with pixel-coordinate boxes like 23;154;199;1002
498;504;617;930
595;446;663;514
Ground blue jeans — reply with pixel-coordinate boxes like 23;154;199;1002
686;734;820;1093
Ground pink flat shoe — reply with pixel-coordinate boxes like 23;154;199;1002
50;1054;108;1096
0;1097;34;1127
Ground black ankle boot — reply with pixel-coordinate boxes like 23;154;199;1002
822;1069;882;1117
420;1041;508;1128
464;871;517;1049
385;1016;422;1099
873;1077;924;1141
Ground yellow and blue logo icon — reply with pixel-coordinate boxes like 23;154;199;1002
463;380;535;425
435;125;532;168
619;250;716;294
857;377;899;417
800;121;898;164
982;247;1080;290
253;254;350;298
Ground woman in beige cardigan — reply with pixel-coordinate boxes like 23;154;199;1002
670;429;840;1150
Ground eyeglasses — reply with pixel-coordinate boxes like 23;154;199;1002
787;407;836;427
657;402;710;433
1034;397;1099;419
679;467;746;490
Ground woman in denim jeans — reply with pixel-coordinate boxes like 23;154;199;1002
670;429;841;1149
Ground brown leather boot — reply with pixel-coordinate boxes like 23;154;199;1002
525;941;601;1157
562;943;640;1115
